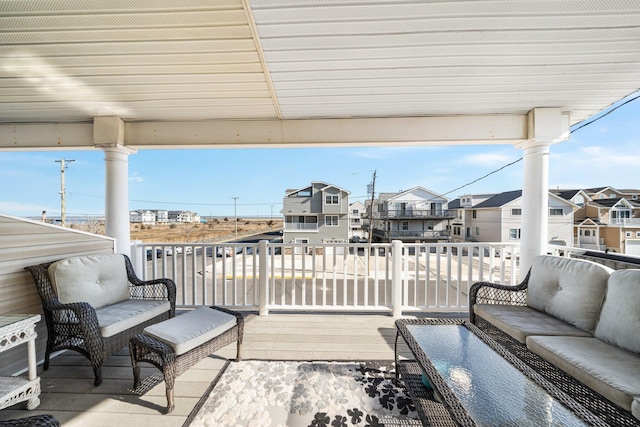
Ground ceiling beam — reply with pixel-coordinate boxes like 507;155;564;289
0;114;569;151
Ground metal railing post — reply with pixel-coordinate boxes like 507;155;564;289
391;240;403;317
259;240;269;315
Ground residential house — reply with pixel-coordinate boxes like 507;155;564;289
449;190;576;247
349;201;366;241
282;182;350;251
129;210;156;225
552;187;640;255
168;210;200;223
366;187;453;243
154;210;169;224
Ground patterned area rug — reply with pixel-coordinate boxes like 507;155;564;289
184;360;421;427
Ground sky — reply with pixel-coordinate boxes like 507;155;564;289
2;95;640;220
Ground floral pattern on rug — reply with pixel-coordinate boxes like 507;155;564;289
188;360;420;427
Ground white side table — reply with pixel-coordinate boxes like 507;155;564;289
0;314;41;410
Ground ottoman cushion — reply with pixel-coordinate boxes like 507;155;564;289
143;307;237;356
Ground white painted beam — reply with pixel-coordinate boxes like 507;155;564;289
0;123;93;151
1;115;539;151
125;116;530;148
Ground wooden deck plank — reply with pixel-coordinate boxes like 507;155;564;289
0;313;434;426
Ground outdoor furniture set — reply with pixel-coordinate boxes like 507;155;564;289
396;254;640;426
23;253;243;414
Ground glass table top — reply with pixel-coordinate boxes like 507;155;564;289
406;324;589;427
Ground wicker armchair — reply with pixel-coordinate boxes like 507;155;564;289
25;254;176;386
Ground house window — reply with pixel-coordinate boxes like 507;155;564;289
584;230;591;237
325;215;339;226
625;231;632;238
402;222;409;231
472;210;477;219
426;221;434;231
509;228;521;239
636;231;640;238
352;209;359;215
511;208;521;216
475;227;480;235
325;195;339;205
549;208;563;216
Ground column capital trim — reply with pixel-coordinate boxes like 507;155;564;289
99;144;137;155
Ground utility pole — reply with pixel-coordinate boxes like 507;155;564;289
232;197;239;236
55;158;74;227
367;170;377;244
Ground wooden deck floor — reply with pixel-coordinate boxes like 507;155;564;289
0;312;463;426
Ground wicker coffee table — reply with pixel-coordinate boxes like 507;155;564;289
395;318;608;427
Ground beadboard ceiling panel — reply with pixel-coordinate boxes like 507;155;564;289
1;0;639;130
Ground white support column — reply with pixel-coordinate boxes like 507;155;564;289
517;108;570;276
94;116;137;256
103;146;136;256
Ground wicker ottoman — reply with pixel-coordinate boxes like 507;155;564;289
129;306;243;413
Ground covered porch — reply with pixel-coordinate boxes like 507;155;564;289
2;1;640;425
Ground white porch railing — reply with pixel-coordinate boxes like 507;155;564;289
608;217;640;225
283;223;319;231
132;241;523;315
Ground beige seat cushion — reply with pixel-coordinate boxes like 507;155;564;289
95;299;171;338
144;307;237;356
527;335;640;411
474;304;592;343
595;269;640;354
632;397;640;421
526;255;612;334
48;253;130;309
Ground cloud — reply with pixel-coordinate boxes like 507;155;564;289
578;146;640;166
129;172;144;182
550;142;640;189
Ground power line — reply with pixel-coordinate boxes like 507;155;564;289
571;94;640;133
437;157;523;198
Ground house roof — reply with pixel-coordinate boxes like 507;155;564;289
285;181;349;196
589;197;640;208
447;199;461;209
474;190;523;208
2;2;640;150
551;189;582;201
377;186;448;203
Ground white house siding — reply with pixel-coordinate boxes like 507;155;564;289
472;209;502;242
0;215;114;376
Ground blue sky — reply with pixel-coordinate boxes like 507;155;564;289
2;95;639;219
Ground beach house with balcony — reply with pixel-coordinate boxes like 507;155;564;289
449;190;576;247
129;210;156;225
366;187;453;243
349;201;366;241
553;186;640;255
282;182;350;251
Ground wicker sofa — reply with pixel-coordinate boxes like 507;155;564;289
25;253;176;386
469;255;640;423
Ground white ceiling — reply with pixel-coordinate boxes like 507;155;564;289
1;0;640;146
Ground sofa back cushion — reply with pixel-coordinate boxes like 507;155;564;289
48;253;131;309
526;255;612;334
595;269;640;354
